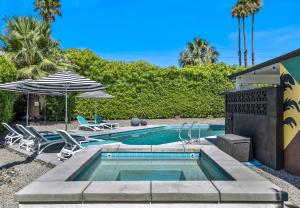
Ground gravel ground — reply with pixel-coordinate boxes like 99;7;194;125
0;148;53;208
249;165;300;207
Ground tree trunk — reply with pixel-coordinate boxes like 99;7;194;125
238;18;242;66
243;17;248;67
251;14;255;65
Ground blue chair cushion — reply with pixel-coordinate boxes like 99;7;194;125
44;135;62;141
94;115;104;124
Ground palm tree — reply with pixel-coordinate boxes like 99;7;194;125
231;3;242;66
234;0;250;67
0;16;74;79
247;0;263;65
34;0;62;24
179;37;219;67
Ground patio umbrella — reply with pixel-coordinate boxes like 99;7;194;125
18;70;107;130
77;91;114;99
0;80;62;126
77;91;114;120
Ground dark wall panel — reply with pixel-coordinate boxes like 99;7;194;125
225;87;283;169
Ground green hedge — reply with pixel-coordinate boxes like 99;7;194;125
64;49;242;120
0;56;17;123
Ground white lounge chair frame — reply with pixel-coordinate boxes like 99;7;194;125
56;130;84;161
77;124;104;131
2;123;23;145
93;115;119;130
26;126;65;154
100;122;119;130
16;124;36;152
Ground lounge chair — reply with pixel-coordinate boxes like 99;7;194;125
16;124;65;152
1;123;23;145
20;126;98;154
26;126;65;154
93;114;119;129
16;124;36;151
77;116;104;131
56;130;117;161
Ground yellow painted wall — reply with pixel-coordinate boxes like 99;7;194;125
280;64;300;149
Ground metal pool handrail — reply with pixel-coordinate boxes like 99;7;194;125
179;121;202;143
189;121;201;143
179;122;190;143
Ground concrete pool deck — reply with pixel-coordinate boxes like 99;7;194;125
30;118;225;132
6;123;218;166
15;144;288;207
7;125;165;166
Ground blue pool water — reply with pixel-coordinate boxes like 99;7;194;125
71;152;233;181
90;125;224;145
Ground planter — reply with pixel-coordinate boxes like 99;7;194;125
131;118;140;126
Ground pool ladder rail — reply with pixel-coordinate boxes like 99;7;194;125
178;121;202;144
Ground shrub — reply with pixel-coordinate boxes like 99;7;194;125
65;49;242;120
0;56;17;123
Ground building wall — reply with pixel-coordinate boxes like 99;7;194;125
280;56;300;176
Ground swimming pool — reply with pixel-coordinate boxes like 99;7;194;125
90;125;224;145
71;152;233;181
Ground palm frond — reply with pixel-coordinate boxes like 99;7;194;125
0;16;73;79
179;37;219;67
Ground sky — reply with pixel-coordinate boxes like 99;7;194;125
0;0;300;67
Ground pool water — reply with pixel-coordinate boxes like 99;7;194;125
71;152;233;181
90;125;224;145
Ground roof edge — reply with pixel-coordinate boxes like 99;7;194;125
228;48;300;79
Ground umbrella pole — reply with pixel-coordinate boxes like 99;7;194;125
65;90;68;131
94;100;97;123
26;93;29;126
44;96;47;125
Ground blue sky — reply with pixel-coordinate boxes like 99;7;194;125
1;0;300;67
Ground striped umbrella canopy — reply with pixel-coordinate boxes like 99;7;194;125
77;91;114;119
0;80;63;125
77;91;114;99
18;70;106;92
18;70;107;130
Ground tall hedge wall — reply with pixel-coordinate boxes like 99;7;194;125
0;56;17;123
64;49;242;120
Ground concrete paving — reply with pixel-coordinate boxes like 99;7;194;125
30;118;225;132
15;181;90;202
151;181;219;202
83;181;151;202
6;118;223;166
212;181;288;202
8;144;62;166
16;203;286;208
36;146;101;182
6;125;164;166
